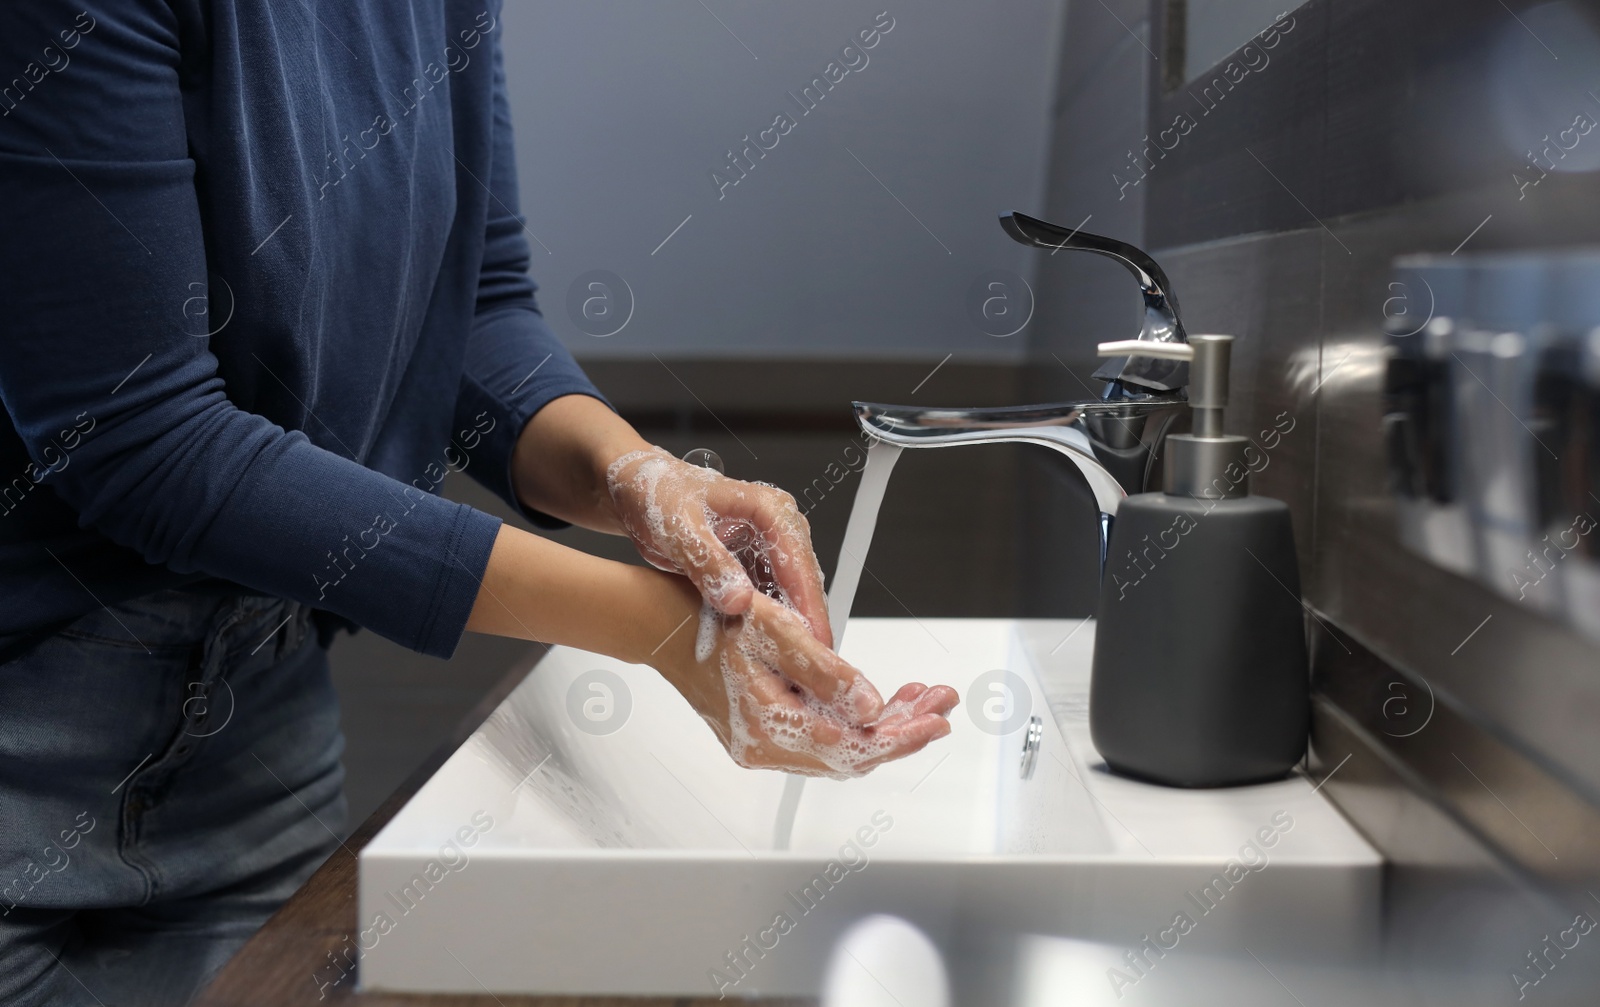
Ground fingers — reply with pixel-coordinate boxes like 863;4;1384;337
728;640;846;749
883;682;929;711
738;713;952;776
610;451;760;615
632;540;680;574
705;592;959;778
741;664;802;709
709;482;833;648
623;462;830;643
865;682;959;728
897;684;959;719
770;547;831;649
752;598;883;721
742;709;953;775
917;684;961;717
694;556;756;616
738;679;953;776
738;745;847;777
856;715;954;771
857;682;957;767
673;516;757;616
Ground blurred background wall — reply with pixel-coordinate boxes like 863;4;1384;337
501;0;1065;360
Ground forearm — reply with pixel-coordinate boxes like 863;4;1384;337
510;393;653;533
465;522;701;664
467;469;959;779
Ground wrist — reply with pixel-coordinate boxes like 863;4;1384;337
589;436;659;531
617;566;703;670
510;394;651;532
467;525;703;670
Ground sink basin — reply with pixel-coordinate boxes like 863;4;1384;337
358;619;1380;998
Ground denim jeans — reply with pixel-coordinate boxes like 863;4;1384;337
0;589;347;1005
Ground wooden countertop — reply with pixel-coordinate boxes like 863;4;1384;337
195;656;810;1007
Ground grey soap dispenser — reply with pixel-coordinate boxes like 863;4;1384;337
1088;335;1309;787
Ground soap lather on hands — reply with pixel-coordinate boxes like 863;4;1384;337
606;449;959;777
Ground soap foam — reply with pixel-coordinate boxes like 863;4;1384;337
711;602;901;779
606;449;677;572
611;449;888;776
695;602;719;663
608;449;809;613
871;696;917;724
723;517;798;613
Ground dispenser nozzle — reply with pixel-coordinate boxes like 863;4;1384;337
1098;335;1244;499
1101;335;1233;438
1095;339;1194;361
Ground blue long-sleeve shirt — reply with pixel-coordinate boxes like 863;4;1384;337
0;1;602;660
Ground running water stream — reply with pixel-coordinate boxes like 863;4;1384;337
772;440;905;850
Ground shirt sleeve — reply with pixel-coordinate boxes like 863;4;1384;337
450;30;611;529
0;3;501;658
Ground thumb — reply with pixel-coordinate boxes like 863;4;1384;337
685;532;756;615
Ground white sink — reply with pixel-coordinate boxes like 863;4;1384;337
358;619;1380;999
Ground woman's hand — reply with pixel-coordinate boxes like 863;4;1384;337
498;397;960;776
654;589;960;778
606;447;833;647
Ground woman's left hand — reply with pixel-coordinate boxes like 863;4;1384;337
606;447;834;647
652;590;959;777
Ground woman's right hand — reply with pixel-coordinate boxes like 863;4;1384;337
652;588;959;778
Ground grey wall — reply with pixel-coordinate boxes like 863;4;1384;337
1183;0;1292;80
1027;0;1600;1001
1015;0;1152;618
500;0;1065;360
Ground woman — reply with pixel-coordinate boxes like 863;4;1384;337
0;3;958;1003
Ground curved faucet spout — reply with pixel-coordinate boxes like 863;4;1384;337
853;214;1192;586
854;397;1187;580
853;400;1134;516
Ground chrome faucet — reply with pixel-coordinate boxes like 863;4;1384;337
852;211;1191;575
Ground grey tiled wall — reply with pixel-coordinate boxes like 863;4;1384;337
1023;0;1600;999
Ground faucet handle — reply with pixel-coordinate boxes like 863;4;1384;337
1001;212;1179;312
1001;211;1188;393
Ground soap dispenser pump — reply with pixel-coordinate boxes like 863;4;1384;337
1088;335;1309;788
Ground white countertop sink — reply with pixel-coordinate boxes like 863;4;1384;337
358;619;1380;999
